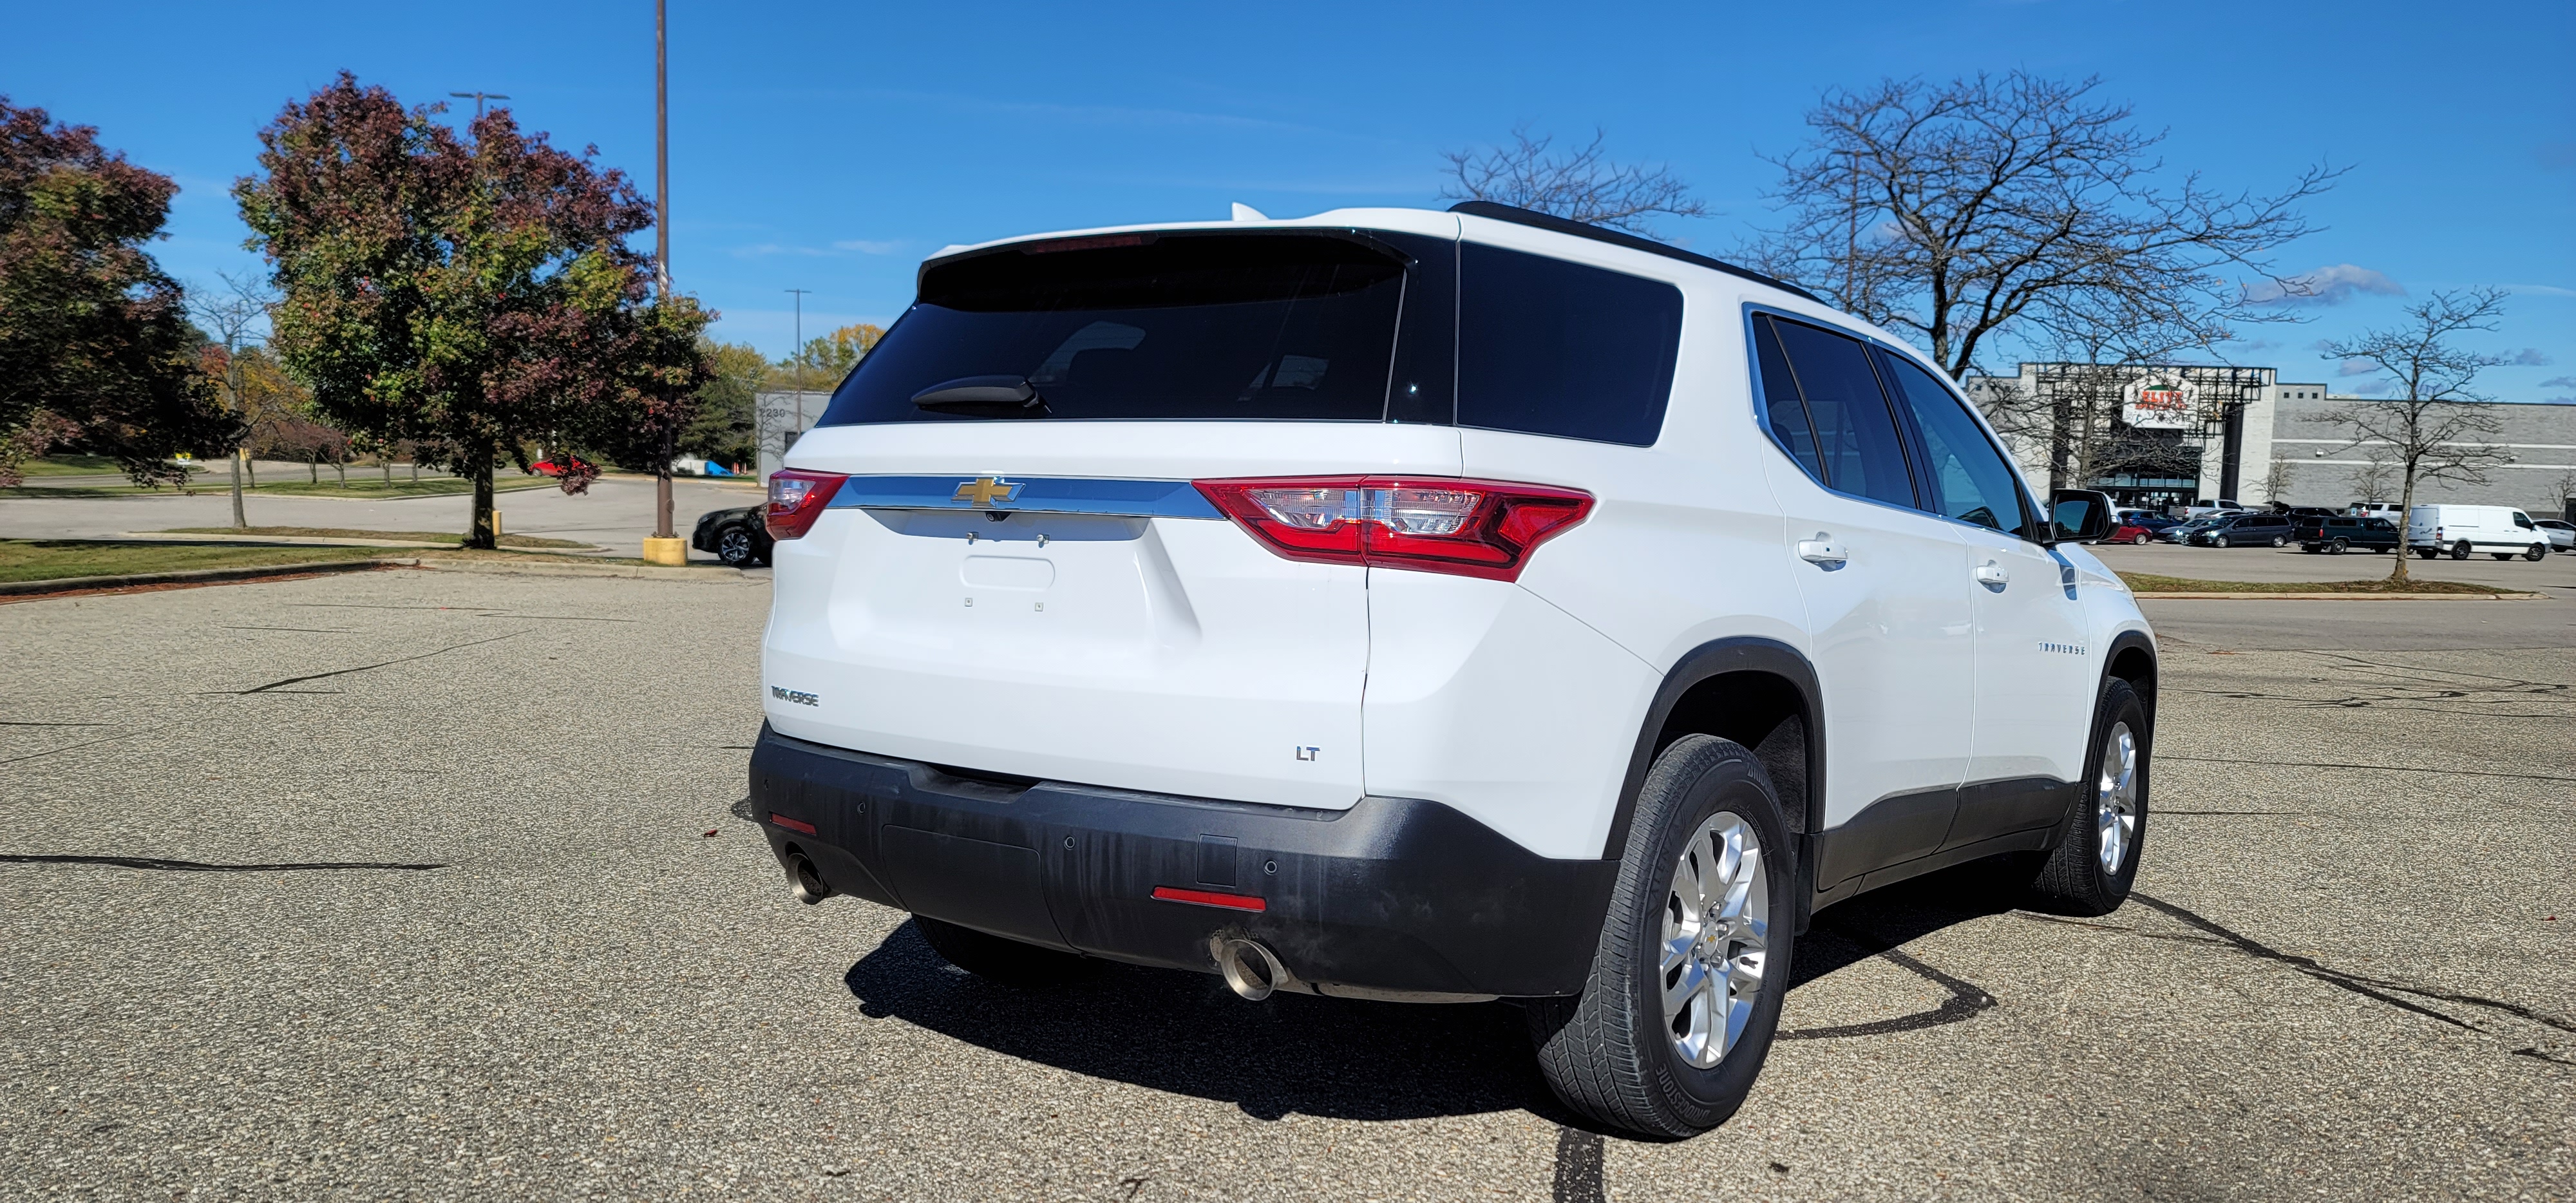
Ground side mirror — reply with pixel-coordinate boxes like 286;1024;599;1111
2047;489;2117;545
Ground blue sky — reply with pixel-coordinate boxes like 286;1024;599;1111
8;0;2571;400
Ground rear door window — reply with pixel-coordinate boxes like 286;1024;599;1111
818;232;1422;426
1457;243;1682;446
1760;315;1916;509
1873;346;2030;535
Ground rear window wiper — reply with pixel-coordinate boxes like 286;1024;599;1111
911;375;1050;417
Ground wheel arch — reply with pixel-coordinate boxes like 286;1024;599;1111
2102;629;2157;723
1601;637;1823;865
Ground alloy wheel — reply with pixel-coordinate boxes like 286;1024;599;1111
718;528;755;565
2096;722;2139;874
1660;811;1768;1069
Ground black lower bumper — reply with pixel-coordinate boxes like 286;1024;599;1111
750;725;1616;999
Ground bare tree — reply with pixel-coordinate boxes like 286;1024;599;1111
1743;72;2340;381
1440;126;1708;234
2259;451;2296;507
2349;445;2398;504
186;271;276;528
2538;466;2576;524
2322;288;2515;582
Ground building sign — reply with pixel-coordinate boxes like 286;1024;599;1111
2127;386;2194;430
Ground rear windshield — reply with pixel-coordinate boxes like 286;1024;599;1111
817;232;1412;425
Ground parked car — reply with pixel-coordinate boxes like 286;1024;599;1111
2405;504;2550;561
2295;515;2400;554
690;505;773;567
748;202;2155;1138
2183;499;2247;518
2160;517;2224;544
529;455;594;478
2535;518;2574;552
2349;502;2403;520
2190;512;2295;547
2105;520;2175;545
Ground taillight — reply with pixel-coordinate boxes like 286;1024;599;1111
1193;476;1594;582
766;469;847;540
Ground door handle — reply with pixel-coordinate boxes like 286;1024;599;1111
1797;535;1848;567
1975;560;2009;587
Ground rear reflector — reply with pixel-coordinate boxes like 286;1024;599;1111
770;814;818;835
1194;476;1593;582
767;469;847;540
1151;886;1267;912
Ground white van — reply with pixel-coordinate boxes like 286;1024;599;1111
2406;504;2550;560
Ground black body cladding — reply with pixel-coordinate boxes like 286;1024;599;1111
752;726;1618;998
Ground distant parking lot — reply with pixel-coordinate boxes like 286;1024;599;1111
3;567;2568;1200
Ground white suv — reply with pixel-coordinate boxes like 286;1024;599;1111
752;202;2157;1137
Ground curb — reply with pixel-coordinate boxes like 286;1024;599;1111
2132;590;2547;600
0;556;398;598
402;557;759;583
115;533;609;554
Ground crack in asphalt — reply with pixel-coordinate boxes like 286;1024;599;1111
230;631;525;694
2161;755;2576;786
1;854;446;872
1779;922;1998;1041
0;720;110;727
2127;891;2576;1038
0;729;155;767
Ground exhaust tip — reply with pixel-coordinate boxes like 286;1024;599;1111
785;852;829;905
1216;937;1285;1002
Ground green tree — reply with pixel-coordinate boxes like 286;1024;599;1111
779;322;882;391
0;98;229;487
676;339;765;467
236;73;705;547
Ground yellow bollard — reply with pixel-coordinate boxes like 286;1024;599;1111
641;536;688;566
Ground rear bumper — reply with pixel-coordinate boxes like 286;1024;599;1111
749;725;1616;999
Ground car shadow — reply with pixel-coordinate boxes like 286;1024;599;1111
840;860;2022;1124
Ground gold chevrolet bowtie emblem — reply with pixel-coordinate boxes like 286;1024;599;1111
952;476;1021;508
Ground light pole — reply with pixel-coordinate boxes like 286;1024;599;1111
785;288;812;449
447;91;510;120
638;1;688;566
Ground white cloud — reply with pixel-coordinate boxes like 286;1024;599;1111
832;240;905;255
2541;375;2576;388
2244;264;2406;306
2348;378;2397;395
2336;358;2380;377
2511;348;2553;366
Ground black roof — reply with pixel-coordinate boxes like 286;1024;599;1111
1446;201;1823;303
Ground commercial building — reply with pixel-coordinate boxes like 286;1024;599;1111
1965;363;2576;518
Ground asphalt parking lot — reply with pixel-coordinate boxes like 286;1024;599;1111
3;565;2569;1201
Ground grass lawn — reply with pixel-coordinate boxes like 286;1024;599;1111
3;475;562;500
0;540;387;584
2116;572;2516;595
14;455;128;477
158;526;595;550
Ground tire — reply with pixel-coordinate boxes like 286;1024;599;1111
2213;535;2230;548
2452;541;2473;560
913;916;1094;988
2019;679;2150;916
2524;544;2546;562
1528;735;1796;1138
715;524;762;567
2269;535;2287;548
2330;538;2349;554
2415;547;2437;560
2133;533;2150;545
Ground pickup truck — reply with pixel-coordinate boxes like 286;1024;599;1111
2294;515;2400;554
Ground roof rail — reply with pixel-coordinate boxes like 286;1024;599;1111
1446;201;1823;303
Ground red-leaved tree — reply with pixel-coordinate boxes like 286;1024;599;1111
1;98;230;486
235;73;706;547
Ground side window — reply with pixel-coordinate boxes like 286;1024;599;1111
1763;316;1917;509
1875;348;2031;536
1750;316;1824;482
1457;243;1683;446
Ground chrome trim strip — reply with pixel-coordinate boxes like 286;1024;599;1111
824;475;1225;519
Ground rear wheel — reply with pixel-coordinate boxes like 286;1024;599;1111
2269;534;2287;548
1530;735;1795;1138
2452;541;2474;560
2133;532;2150;545
913;916;1094;988
2330;538;2349;554
2019;679;2149;916
2415;547;2437;560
